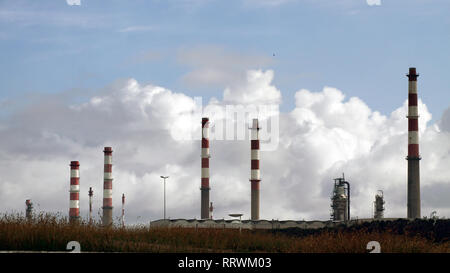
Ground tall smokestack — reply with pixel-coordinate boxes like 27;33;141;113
250;118;260;221
201;117;210;219
102;147;113;226
209;202;213;220
25;199;33;221
69;161;80;223
121;193;125;228
88;187;93;224
406;67;421;219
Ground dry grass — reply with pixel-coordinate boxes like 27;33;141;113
0;213;449;253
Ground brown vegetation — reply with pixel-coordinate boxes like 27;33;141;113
0;213;449;253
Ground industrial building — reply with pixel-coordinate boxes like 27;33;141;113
149;218;405;230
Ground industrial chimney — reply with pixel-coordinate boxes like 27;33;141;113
102;147;113;226
69;161;80;223
374;190;385;220
121;193;125;228
406;67;421;219
25;199;33;221
249;119;261;221
88;187;93;224
209;202;213;220
201;118;211;219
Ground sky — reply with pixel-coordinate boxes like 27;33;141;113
0;0;449;225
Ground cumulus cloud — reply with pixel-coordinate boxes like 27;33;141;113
0;70;449;225
223;69;281;105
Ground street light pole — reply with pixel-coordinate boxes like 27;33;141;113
160;176;169;219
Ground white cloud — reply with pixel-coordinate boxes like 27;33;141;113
0;70;449;224
438;107;450;132
366;0;381;6
223;69;281;105
66;0;81;6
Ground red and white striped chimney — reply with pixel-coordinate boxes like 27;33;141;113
102;147;113;226
69;161;80;222
406;67;421;219
201;118;210;219
250;118;260;221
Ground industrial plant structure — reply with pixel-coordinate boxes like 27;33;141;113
150;217;402;230
374;190;385;220
88;187;93;224
50;66;427;228
406;67;421;219
209;202;214;219
330;174;350;222
121;193;125;227
25;199;33;220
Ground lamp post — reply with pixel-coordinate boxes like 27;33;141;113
160;176;169;219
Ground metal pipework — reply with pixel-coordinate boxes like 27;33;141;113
342;176;350;221
160;176;169;219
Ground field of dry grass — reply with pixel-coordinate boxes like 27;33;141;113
0;213;449;253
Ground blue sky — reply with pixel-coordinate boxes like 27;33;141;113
1;0;449;121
